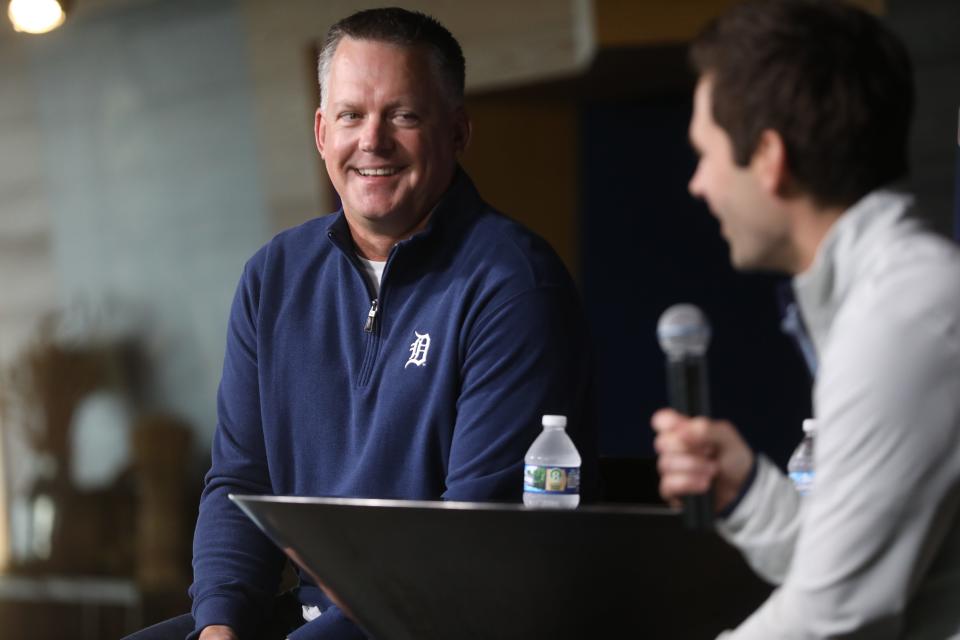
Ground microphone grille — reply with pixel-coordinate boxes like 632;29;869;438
657;304;711;358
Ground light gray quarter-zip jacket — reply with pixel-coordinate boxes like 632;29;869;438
719;191;960;639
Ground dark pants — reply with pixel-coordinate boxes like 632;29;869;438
122;591;304;640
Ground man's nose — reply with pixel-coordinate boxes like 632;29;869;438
359;117;392;154
688;163;703;198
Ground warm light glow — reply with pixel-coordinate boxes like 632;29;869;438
8;0;66;35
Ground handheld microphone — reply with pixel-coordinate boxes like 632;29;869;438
657;304;714;530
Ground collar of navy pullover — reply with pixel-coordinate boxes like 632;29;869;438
326;166;482;270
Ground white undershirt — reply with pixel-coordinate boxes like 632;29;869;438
357;255;386;296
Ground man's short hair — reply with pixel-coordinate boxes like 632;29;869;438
691;0;914;207
317;7;466;111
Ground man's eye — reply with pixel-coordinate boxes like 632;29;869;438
339;112;361;122
394;112;419;125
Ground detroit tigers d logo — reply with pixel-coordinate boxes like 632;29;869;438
405;331;431;368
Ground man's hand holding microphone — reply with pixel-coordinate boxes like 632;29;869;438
651;409;754;514
654;305;755;522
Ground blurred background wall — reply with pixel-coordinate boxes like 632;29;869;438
0;0;957;636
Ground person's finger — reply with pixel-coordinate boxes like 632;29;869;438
657;451;717;476
651;407;685;433
655;427;716;457
658;449;717;499
660;469;714;498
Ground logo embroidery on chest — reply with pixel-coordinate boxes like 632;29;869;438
405;331;431;368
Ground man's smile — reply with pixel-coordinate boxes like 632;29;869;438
354;166;403;177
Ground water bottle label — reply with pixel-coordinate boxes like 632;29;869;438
789;470;814;496
523;465;580;494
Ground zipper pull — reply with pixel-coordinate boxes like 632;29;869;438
364;299;379;333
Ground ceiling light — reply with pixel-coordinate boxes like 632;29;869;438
8;0;68;35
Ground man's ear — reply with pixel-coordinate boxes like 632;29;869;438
315;107;326;158
751;128;788;195
453;107;472;154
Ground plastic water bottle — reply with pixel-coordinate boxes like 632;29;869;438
523;415;581;508
788;419;816;496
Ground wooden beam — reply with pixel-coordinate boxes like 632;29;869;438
595;0;886;48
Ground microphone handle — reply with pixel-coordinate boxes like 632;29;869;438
666;357;714;530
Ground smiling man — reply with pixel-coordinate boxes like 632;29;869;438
131;7;595;640
653;1;960;638
316;34;468;259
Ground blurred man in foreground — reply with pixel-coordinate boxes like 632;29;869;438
653;1;960;637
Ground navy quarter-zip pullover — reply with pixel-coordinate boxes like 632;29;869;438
190;169;595;638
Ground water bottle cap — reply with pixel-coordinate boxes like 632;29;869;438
541;414;567;429
802;419;816;434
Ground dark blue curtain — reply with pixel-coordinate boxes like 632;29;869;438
579;96;811;465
